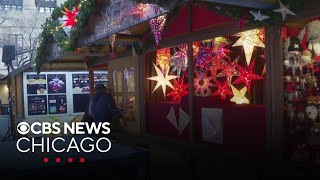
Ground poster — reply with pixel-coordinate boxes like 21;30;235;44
178;108;190;135
72;74;90;94
201;108;223;144
48;95;67;114
26;74;47;95
167;106;178;130
47;74;66;94
94;73;108;86
27;95;47;115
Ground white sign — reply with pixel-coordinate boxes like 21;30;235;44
167;106;178;130
202;108;223;144
178;108;190;135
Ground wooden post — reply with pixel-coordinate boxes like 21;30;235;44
265;25;283;160
138;55;146;135
89;66;95;97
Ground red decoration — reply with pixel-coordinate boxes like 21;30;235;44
216;57;240;86
194;72;214;96
233;59;263;93
238;16;249;29
212;80;233;100
166;75;189;102
209;57;225;78
149;15;167;49
58;6;80;29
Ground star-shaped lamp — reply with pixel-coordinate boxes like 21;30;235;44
233;59;263;93
194;72;214;96
156;48;171;73
212;80;233;100
147;64;178;97
216;57;240;86
232;29;265;65
230;85;249;104
58;6;80;29
250;10;270;21
166;75;189;102
273;0;296;21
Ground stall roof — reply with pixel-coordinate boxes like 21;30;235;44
201;0;277;9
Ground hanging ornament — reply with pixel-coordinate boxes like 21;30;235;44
209;57;225;78
194;42;215;71
273;0;296;21
250;10;270;21
233;59;263;93
147;64;178;97
216;57;240;86
156;48;171;73
212;80;233;100
194;72;214;96
149;14;167;49
193;42;200;56
171;49;188;79
109;34;117;59
166;75;189;102
58;6;80;29
230;85;249;104
126;3;160;19
214;37;229;48
232;29;265;65
100;11;122;33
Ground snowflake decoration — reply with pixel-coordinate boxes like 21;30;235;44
194;72;214;96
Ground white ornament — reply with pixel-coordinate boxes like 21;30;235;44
273;0;296;21
250;10;270;21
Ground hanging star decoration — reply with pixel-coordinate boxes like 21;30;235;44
212;37;230;59
147;64;178;97
232;29;265;65
216;57;240;86
233;59;263;93
209;57;225;78
230;85;249;104
171;49;188;79
212;80;233;100
214;37;229;48
100;11;122;33
273;0;296;21
166;75;189;102
194;42;215;71
109;34;117;59
127;3;160;20
149;14;167;49
156;48;171;73
58;6;80;29
250;10;270;21
194;72;214;96
193;42;200;56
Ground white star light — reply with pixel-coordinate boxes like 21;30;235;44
232;29;265;65
250;10;270;21
147;64;178;97
230;85;249;104
273;0;296;21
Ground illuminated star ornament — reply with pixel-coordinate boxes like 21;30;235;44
194;72;214;96
230;85;249;104
216;57;240;86
212;80;233;100
194;42;215;70
100;11;122;33
273;0;296;21
209;58;225;78
250;10;270;21
147;64;178;97
166;75;189;102
149;14;167;49
233;59;263;93
171;49;188;79
127;3;160;19
58;6;80;29
156;48;171;73
232;29;265;65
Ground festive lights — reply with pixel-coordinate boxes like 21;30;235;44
58;6;80;29
156;48;171;73
209;57;225;78
233;59;263;93
230;85;249;104
194;72;214;96
212;80;233;100
232;29;265;65
216;57;240;86
127;3;160;19
149;14;167;48
171;49;188;78
147;64;178;97
194;42;215;70
166;75;189;102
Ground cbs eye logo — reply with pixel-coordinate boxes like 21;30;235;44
17;122;30;135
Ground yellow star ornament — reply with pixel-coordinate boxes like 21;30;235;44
230;85;249;104
147;64;178;97
232;29;265;65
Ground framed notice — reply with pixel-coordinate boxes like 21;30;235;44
48;95;67;114
202;108;223;144
26;74;47;95
27;95;47;115
94;73;108;87
72;74;90;94
47;74;66;94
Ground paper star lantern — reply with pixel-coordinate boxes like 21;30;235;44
156;48;171;73
230;85;249;104
58;6;80;29
193;42;200;56
127;3;160;19
273;0;296;21
232;29;265;65
250;10;270;21
214;37;229;48
233;59;263;93
195;42;215;70
209;57;225;78
212;80;233;100
149;14;167;48
101;11;122;33
194;72;214;96
216;57;240;86
166;75;189;102
171;49;188;79
147;64;178;97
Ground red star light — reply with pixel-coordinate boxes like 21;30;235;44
55;157;61;163
216;57;240;86
67;157;73;163
79;157;86;163
58;6;80;29
166;75;189;102
194;72;214;96
43;157;49;163
233;59;263;93
209;57;225;78
212;80;233;100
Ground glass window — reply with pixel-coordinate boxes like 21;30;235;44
4;5;10;10
39;7;44;12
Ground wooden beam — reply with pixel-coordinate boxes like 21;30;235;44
90;51;133;66
89;66;95;97
202;0;274;9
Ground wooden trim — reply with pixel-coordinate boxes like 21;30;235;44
139;54;146;135
89;66;95;97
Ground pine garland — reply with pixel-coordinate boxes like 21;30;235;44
34;0;96;73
